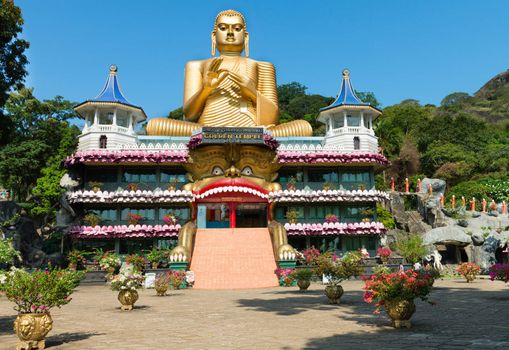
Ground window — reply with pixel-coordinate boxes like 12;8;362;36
333;117;344;129
99;111;114;125
122;169;156;183
88;208;117;224
307;168;339;183
277;168;304;183
99;135;107;149
116;110;129;128
160;169;187;188
353;137;360;150
119;239;154;255
347;114;360;127
121;208;155;223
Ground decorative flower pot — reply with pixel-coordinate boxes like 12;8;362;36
167;185;176;191
465;273;476;283
118;290;139;311
380;256;389;264
92;186;101;193
384;299;416;329
14;313;53;350
151;262;159;269
155;284;168;296
297;279;310;291
324;284;344;304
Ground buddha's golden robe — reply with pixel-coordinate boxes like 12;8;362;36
146;56;312;137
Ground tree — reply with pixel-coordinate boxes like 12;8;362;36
277;82;307;113
440;92;471;108
390;138;421;183
167;107;184;120
0;0;29;145
355;91;381;108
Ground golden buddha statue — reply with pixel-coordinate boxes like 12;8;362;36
146;9;312;137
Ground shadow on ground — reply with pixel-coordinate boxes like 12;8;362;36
0;315;16;335
46;331;105;347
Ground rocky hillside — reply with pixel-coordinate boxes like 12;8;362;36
469;69;509;123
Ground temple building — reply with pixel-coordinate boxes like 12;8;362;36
63;9;389;289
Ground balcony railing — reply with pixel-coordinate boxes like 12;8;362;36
279;181;372;191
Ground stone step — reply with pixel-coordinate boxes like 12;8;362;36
190;228;278;289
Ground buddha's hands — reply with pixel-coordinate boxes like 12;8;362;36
228;71;257;102
203;57;228;92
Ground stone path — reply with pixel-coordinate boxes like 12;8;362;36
1;278;508;349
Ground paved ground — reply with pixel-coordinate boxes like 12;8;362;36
1;278;508;350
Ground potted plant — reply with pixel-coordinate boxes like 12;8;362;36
377;247;392;264
125;254;146;272
147;249;163;269
83;213;101;227
126;183;139;191
110;264;144;311
163;214;177;226
89;181;103;193
67;250;86;270
154;272;170;296
322;182;335;191
361;208;374;222
286;176;297;191
285;208;299;224
358;182;367;191
274;268;295;287
456;262;480;283
169;270;186;290
126;213;143;225
291;268;314;291
325;213;338;223
97;251;121;276
0;238;20;266
363;269;433;328
185;270;195;288
0;268;84;349
315;251;363;304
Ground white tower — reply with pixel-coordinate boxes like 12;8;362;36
317;69;381;153
73;65;146;151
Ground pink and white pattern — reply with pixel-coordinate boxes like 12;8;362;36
284;221;386;236
70;224;181;238
64;150;188;166
276;151;389;165
68;189;194;204
269;189;390;203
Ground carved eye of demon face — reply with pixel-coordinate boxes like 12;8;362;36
212;166;224;176
241;166;253;176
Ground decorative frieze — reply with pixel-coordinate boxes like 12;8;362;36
70;224;181;238
283;221;386;236
268;189;390;203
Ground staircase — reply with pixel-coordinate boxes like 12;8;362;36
190;228;279;289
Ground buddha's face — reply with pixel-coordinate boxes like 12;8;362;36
214;15;246;54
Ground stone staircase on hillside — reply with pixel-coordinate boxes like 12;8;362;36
190;228;279;289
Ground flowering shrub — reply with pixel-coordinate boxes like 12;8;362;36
154;273;170;290
456;262;480;279
67;250;86;267
169;270;186;289
0;238;20;264
489;263;509;283
274;268;295;286
185;270;195;287
146;249;164;266
302;246;320;265
110;264;144;291
97;251;121;273
363;270;433;313
377;247;392;258
315;251;363;286
325;214;338;223
125;254;145;272
126;213;143;225
290;268;313;281
163;214;177;225
126;183;139;191
0;267;84;314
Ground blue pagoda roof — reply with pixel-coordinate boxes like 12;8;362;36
320;69;371;112
74;65;143;111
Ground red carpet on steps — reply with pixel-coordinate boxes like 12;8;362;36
190;228;279;289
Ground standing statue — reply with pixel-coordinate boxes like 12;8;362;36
432;248;443;271
146;9;312;137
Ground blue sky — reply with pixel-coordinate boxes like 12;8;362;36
17;0;509;119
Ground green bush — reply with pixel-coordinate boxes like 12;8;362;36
291;268;314;281
376;204;395;229
392;234;427;264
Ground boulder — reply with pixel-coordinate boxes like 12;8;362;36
422;226;471;246
488;210;499;217
457;219;469;227
420;178;446;195
471;233;485;246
